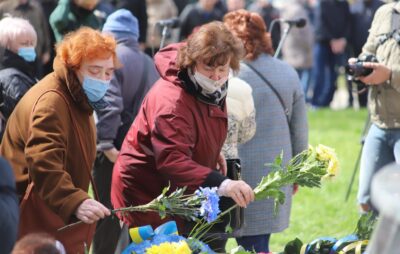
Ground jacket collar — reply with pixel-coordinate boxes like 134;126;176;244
178;68;226;107
0;47;36;78
53;57;93;113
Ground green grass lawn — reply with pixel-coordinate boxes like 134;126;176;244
226;108;369;253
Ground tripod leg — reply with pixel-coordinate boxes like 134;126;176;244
345;146;363;201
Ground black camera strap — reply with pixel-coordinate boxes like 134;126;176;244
242;62;290;125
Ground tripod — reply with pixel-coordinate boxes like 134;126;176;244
344;114;371;201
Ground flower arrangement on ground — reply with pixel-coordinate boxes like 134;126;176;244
121;221;215;254
281;212;376;254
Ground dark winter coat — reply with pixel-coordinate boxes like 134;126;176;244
179;3;224;40
314;0;351;42
0;48;37;139
0;157;19;254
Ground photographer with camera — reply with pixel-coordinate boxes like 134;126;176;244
349;1;400;213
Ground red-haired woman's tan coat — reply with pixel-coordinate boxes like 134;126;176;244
0;57;96;223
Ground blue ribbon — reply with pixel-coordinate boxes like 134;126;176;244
305;237;337;253
129;221;178;244
329;234;359;254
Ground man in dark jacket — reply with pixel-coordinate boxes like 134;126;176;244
179;0;225;40
311;0;351;107
0;157;19;254
0;17;38;140
92;9;159;254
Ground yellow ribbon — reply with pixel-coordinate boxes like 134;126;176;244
300;244;308;254
338;240;369;254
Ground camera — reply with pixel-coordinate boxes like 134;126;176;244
345;54;378;82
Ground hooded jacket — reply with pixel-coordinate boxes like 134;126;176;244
111;43;227;228
0;57;96;224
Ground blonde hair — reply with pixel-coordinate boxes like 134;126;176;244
0;16;37;49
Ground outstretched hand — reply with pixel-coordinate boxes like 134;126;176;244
75;199;111;224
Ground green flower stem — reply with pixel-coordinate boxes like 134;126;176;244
111;200;157;214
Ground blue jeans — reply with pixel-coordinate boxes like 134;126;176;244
358;124;400;205
236;234;271;253
296;68;313;103
311;42;343;107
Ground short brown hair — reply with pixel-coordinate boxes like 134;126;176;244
177;21;244;72
55;27;120;71
223;10;274;60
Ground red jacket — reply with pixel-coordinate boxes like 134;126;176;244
111;43;227;228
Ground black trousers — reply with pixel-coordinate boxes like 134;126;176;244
92;152;121;254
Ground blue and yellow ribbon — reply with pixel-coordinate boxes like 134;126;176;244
129;221;179;244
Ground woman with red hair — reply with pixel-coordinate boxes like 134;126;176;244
224;10;308;253
0;27;119;252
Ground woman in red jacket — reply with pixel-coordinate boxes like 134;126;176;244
111;21;254;243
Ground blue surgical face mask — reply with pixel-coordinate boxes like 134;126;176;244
82;75;110;103
18;47;36;62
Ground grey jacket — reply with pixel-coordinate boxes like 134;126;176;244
281;2;314;69
362;2;400;128
237;54;308;235
95;36;159;151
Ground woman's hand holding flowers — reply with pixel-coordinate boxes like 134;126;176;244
218;179;254;208
75;199;111;224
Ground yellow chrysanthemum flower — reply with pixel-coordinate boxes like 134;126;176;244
316;144;334;161
175;241;192;254
146;241;192;254
327;157;339;176
316;144;339;176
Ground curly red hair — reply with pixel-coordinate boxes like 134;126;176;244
223;10;274;60
55;27;120;70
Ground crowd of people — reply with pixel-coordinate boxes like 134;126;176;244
0;0;399;253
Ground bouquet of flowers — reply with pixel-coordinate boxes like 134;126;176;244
187;144;339;241
254;144;338;212
113;186;221;224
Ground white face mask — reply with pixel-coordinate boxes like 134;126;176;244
193;71;229;94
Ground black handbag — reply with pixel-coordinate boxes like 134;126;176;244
208;158;244;238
